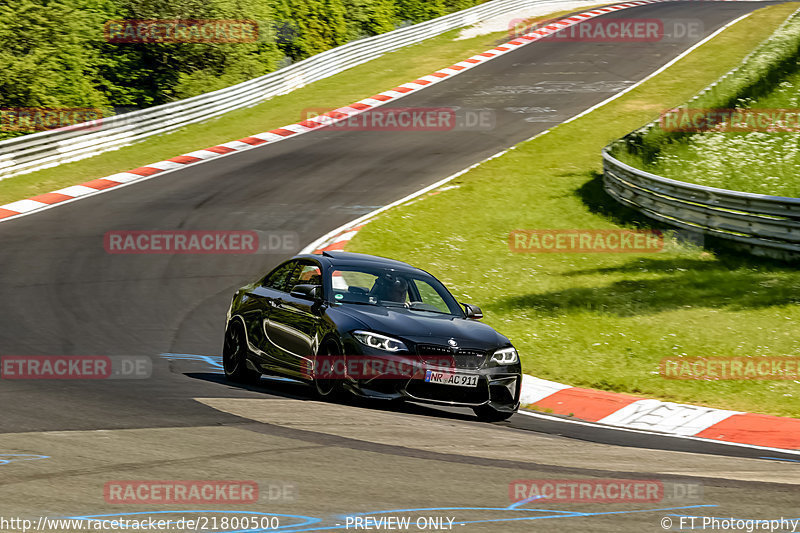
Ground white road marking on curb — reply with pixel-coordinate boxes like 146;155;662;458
1;199;48;213
55;185;102;197
219;141;253;150
597;400;741;436
104;172;146;183
515;409;800;457
182;150;221;160
141;161;185;171
519;375;573;405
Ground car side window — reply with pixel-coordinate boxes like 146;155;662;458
411;279;451;314
263;261;298;292
288;263;322;294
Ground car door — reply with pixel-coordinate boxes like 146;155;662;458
242;260;299;370
262;260;324;376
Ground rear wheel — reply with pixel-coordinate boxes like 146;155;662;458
473;404;515;422
223;321;261;384
313;341;345;401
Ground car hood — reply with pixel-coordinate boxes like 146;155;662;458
334;304;509;348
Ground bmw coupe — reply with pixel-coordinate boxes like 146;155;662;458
223;251;521;421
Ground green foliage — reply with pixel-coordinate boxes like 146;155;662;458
443;0;485;12
101;0;284;105
394;0;446;23
0;0;117;108
342;0;397;40
272;0;348;60
0;0;485;125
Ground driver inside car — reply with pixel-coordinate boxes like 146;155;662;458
374;275;409;303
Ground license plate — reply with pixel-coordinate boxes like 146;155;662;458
424;370;478;387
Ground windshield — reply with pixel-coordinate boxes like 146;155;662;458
330;267;463;316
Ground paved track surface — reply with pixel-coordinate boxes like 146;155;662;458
1;3;797;531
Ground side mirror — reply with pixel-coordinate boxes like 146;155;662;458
291;284;322;301
463;303;483;320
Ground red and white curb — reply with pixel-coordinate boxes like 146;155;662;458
2;0;701;224
520;375;800;450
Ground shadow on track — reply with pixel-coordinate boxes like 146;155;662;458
183;370;480;423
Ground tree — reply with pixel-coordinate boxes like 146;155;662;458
342;0;396;41
394;0;445;24
0;0;116;108
101;0;284;104
271;0;348;61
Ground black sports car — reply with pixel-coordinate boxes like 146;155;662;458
223;251;521;421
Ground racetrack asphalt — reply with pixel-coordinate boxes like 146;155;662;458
0;3;797;531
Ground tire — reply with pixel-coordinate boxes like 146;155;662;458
223;321;261;384
313;341;345;401
473;404;515;422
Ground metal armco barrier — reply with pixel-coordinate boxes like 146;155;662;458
0;0;574;180
602;149;800;260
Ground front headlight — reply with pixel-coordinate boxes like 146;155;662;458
491;346;518;365
352;331;408;352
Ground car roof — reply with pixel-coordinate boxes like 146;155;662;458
296;251;420;271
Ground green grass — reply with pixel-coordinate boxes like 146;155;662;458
635;68;800;197
0;5;606;206
346;3;800;418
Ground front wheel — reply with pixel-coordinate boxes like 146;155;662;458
313;342;346;401
473;404;515;422
223;321;261;384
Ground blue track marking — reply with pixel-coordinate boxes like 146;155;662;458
507;495;546;509
160;353;299;383
161;353;225;370
0;454;49;465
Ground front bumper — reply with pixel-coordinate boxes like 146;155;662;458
340;337;522;410
350;368;521;411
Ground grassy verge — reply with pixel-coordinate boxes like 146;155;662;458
347;3;800;418
0;5;606;206
634;67;800;197
613;6;800;196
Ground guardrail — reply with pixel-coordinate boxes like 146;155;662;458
0;0;574;180
602;149;800;260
